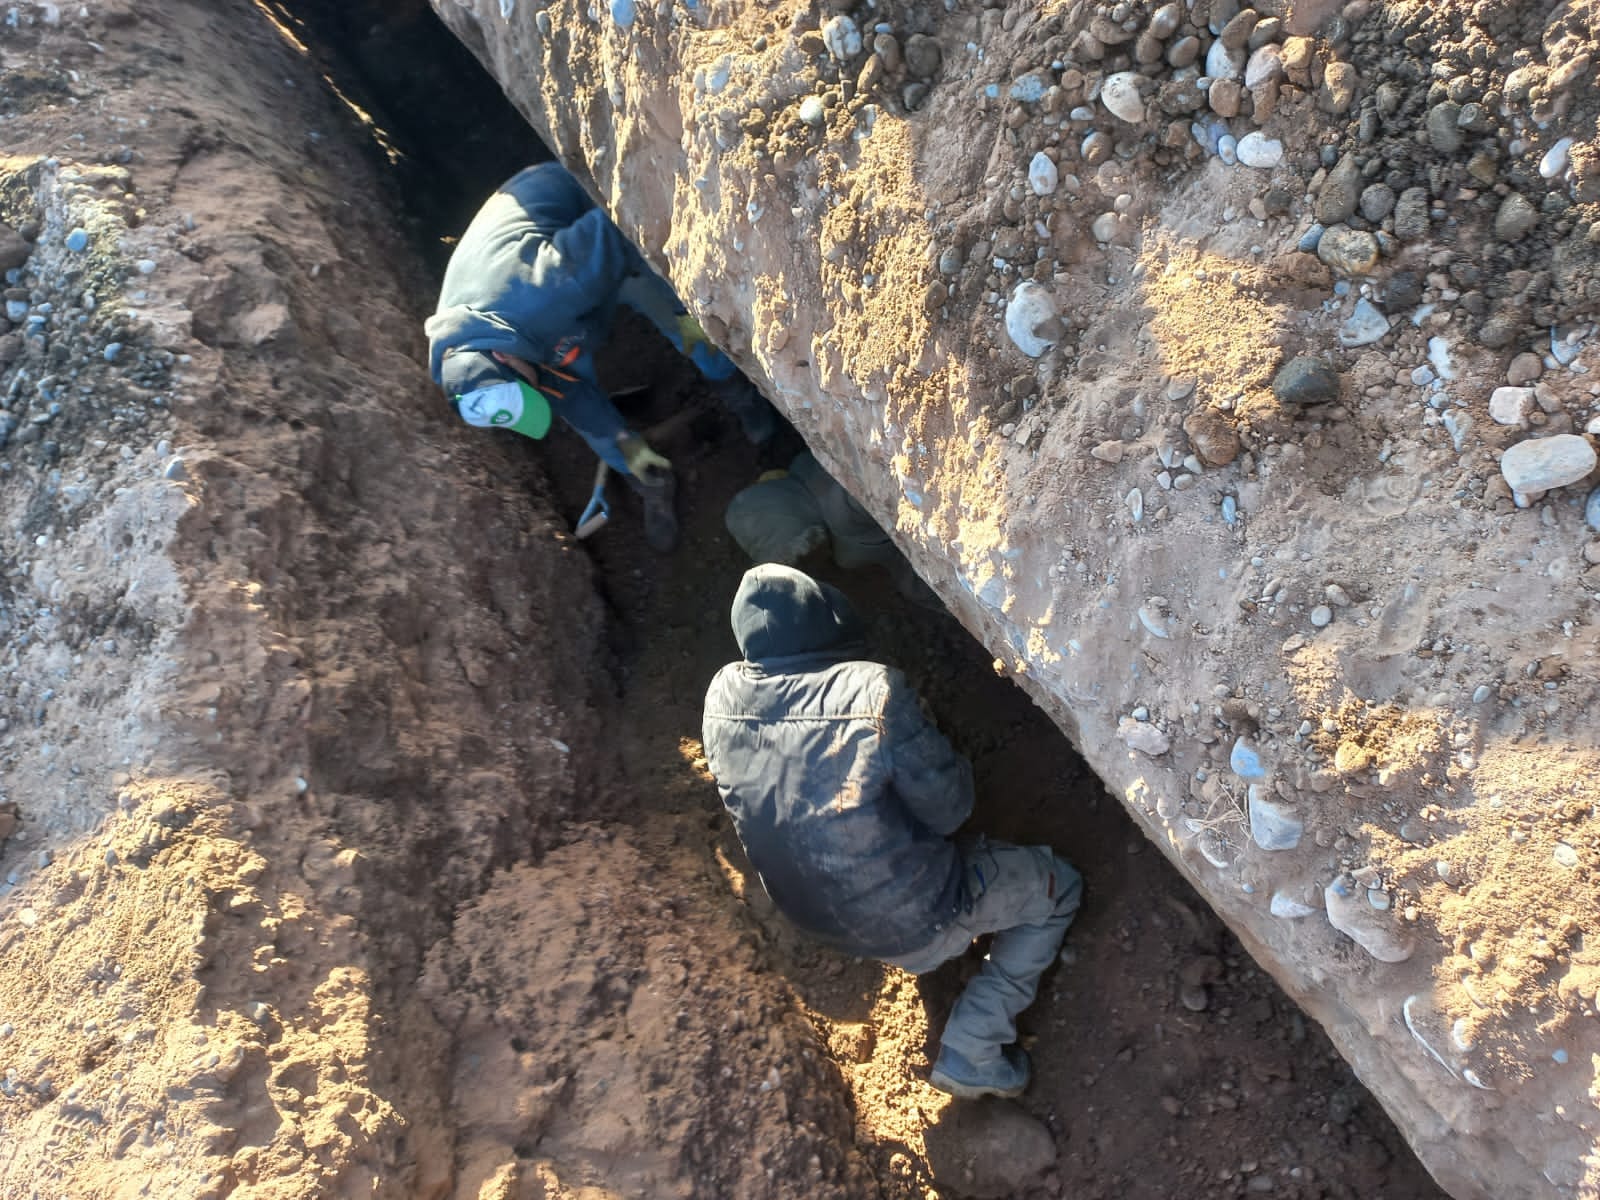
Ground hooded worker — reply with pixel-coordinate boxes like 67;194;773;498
702;564;1083;1099
425;163;772;549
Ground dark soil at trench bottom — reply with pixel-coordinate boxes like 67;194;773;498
273;1;1449;1195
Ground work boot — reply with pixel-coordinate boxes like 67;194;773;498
633;470;679;554
712;376;778;445
928;1044;1032;1100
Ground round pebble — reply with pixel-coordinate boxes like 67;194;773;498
1541;137;1573;180
1501;434;1597;494
1494;192;1538;242
1028;152;1058;196
1004;282;1059;358
1229;738;1266;780
65;228;89;253
1489;386;1535;425
1310;605;1333;628
1273;356;1340;405
1009;72;1048;103
1244;44;1282;88
821;14;861;60
798;96;826;127
1205;37;1244;81
1506;352;1543;386
1148;3;1181;38
1317;226;1379;276
1101;71;1145;123
1339;298;1390;347
1235;132;1282;169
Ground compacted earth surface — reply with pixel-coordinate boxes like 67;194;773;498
0;0;1556;1198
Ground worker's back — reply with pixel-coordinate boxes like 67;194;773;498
425;163;635;389
702;566;970;958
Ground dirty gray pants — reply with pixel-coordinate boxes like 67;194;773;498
887;841;1082;1064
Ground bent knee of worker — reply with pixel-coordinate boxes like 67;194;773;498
1049;857;1084;917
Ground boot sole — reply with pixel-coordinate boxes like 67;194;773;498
927;1069;1028;1100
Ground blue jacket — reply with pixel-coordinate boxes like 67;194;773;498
425;165;661;472
702;566;973;958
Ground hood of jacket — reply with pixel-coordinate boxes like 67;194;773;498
729;564;864;665
426;305;546;394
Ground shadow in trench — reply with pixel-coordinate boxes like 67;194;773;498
265;0;547;274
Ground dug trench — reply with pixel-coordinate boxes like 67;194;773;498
272;3;1446;1197
0;0;1443;1196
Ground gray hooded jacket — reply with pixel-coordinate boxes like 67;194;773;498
702;565;973;958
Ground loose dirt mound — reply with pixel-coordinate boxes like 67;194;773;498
0;2;725;1195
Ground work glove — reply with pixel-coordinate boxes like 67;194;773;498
675;313;711;357
618;433;671;482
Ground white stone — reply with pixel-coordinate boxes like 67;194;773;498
821;15;861;60
1028;152;1059;196
1235;131;1283;169
1427;336;1457;381
1205;38;1245;82
1488;386;1536;425
1004;282;1059;358
1541;136;1573;180
1338;298;1390;347
1248;786;1303;851
1091;211;1120;243
1118;716;1170;756
1270;890;1319;919
1500;434;1597;493
1244;44;1283;88
798;96;826;127
1101;71;1145;123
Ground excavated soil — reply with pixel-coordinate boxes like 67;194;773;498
0;0;1534;1197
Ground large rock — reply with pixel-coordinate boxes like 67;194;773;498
429;4;1600;1198
923;1099;1056;1197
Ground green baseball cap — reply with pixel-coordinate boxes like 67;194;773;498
455;380;553;439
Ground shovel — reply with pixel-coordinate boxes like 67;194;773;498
571;396;711;540
574;458;612;539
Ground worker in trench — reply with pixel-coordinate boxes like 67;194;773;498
722;449;945;608
425;162;774;551
702;563;1082;1100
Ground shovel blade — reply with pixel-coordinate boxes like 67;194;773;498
575;511;610;539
